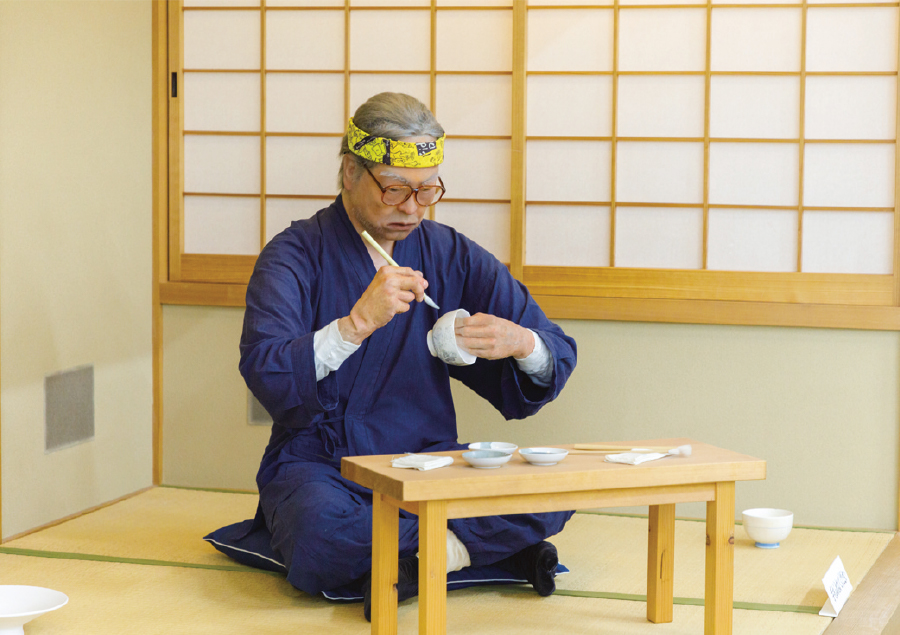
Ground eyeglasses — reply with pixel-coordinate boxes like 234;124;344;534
364;166;446;207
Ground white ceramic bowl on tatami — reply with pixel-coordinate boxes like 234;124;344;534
742;508;793;548
0;585;68;635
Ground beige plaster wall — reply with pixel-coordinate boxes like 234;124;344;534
0;0;153;538
161;305;270;491
162;305;899;531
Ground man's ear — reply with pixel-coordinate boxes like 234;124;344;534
341;155;358;191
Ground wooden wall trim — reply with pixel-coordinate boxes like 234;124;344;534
160;282;248;308
160;281;900;331
534;294;900;331
152;0;168;487
524;267;894;306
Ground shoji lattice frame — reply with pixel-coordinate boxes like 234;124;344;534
154;0;900;330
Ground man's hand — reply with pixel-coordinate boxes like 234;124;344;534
454;313;535;360
338;266;429;345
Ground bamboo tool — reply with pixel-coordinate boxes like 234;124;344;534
360;230;440;310
573;444;693;457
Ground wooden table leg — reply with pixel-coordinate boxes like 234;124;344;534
372;492;400;635
647;503;676;623
418;500;448;635
705;481;735;635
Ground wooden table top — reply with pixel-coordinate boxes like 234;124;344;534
341;438;766;503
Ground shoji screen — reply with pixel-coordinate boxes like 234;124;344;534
522;0;899;313
168;0;513;286
162;1;900;328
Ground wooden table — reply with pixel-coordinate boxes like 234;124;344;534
341;438;766;635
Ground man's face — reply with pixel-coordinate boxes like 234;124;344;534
342;151;441;243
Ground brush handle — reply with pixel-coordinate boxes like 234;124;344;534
361;230;440;309
573;444;673;452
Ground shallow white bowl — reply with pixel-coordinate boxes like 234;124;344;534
467;442;518;454
742;508;793;548
0;585;68;635
462;449;513;469
519;447;569;466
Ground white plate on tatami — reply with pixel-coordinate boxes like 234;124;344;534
0;585;68;635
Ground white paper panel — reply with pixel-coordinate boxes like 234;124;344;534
708;143;799;206
616;142;704;204
709;76;800;139
620;0;704;5
617;76;705;138
185;0;260;6
184;195;261;255
184;10;260;70
436;75;512;137
805;76;897;140
526;141;611;202
350;11;430;71
615;207;703;269
803;144;895;208
525;206;611;266
184;135;261;194
440;139;511;200
437;0;511;5
353;0;428;5
266;73;344;133
433;203;510;263
530;0;613;5
436;11;512;72
807;0;886;4
349;75;432;116
267;10;344;70
265;197;330;243
806;8;899;72
527;75;613;137
267;0;343;5
618;9;707;72
184;73;260;132
527;9;614;72
707;209;798;272
802;211;894;274
710;9;802;72
266;136;341;196
712;0;798;4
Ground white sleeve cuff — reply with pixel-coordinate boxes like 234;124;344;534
514;329;554;388
313;319;361;381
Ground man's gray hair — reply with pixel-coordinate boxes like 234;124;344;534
337;92;445;190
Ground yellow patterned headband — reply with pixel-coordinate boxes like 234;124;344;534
347;118;444;168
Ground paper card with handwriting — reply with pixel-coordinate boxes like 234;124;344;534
819;556;853;617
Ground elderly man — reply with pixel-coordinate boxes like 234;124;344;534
239;92;578;620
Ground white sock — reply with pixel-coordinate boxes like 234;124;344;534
446;529;472;572
414;530;472;573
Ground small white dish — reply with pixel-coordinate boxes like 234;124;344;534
742;508;793;548
0;585;68;635
462;450;512;469
520;447;569;466
468;442;518;454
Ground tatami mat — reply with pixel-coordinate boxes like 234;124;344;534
552;512;893;610
4;487;891;617
3;487;259;568
0;553;832;635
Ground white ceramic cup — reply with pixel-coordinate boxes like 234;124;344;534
426;309;476;366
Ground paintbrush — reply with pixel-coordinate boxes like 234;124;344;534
361;230;440;310
572;443;693;457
